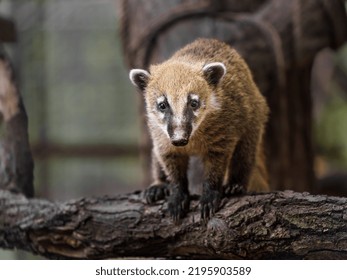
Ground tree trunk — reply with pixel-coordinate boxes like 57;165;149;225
119;0;347;192
0;50;34;198
0;17;17;43
1;189;346;259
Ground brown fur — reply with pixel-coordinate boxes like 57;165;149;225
130;38;269;221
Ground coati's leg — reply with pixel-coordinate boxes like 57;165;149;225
225;129;261;196
200;151;230;221
144;151;169;203
162;153;190;221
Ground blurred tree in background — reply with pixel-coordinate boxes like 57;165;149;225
0;0;142;259
1;0;142;201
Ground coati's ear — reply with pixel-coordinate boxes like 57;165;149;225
202;62;226;86
129;69;150;91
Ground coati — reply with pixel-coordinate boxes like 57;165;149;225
129;38;269;221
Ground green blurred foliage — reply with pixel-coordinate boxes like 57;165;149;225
315;44;347;169
315;93;347;168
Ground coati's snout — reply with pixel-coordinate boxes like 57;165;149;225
156;94;195;147
167;118;192;146
169;130;190;146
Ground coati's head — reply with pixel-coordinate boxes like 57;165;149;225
129;61;226;146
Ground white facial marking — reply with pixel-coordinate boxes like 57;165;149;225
173;115;184;126
160;124;170;138
172;129;185;141
157;96;166;104
158;112;165;120
190;94;199;101
150;113;169;137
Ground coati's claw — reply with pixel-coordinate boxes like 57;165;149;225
223;184;245;197
200;189;221;221
168;189;190;221
144;183;169;204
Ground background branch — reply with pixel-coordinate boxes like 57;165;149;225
0;50;34;198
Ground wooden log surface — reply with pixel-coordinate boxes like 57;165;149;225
1;189;346;259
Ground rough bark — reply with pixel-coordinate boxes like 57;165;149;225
119;0;347;192
1;189;347;260
0;50;34;198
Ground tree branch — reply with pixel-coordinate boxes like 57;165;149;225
0;51;34;198
1;189;346;259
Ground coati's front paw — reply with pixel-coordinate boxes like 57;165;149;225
168;188;190;222
200;189;221;221
223;183;245;197
144;183;169;204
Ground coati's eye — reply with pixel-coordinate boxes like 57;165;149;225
190;99;200;109
157;102;168;112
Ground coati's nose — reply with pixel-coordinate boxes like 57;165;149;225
171;138;189;146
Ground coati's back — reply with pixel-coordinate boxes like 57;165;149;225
129;38;269;221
